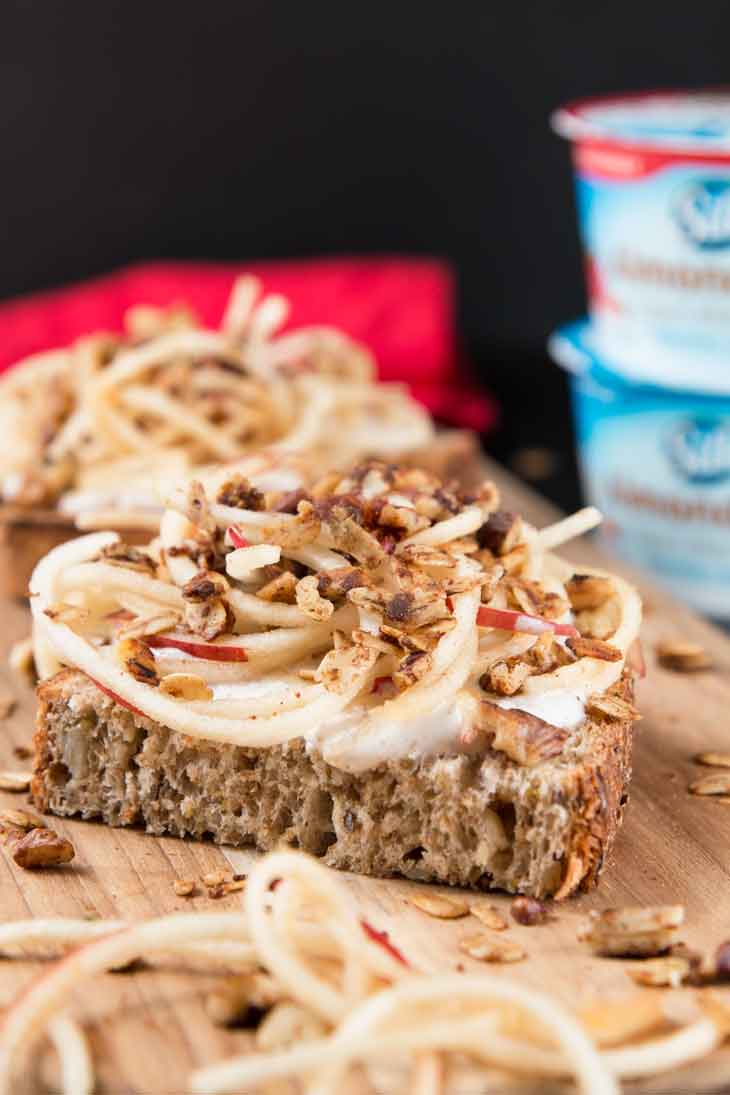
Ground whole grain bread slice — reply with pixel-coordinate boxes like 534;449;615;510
32;668;635;898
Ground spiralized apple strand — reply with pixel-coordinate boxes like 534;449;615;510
397;506;485;551
48;1014;94;1095
0;913;255;1095
33;551;378;745
59;562;184;608
120;386;244;461
537;507;602;551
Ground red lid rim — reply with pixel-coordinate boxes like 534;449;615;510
552;86;730;153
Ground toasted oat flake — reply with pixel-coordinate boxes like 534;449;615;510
0;808;43;830
578;905;684;957
408;892;470;919
656;639;712;672
470;905;508;932
0;771;31;792
586;693;641;722
695;752;730;769
689;773;730;796
627;955;692;988
459;933;525;963
160;673;213;701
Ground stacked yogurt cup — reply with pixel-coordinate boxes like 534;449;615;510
550;89;730;618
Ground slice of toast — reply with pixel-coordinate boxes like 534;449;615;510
33;667;635;899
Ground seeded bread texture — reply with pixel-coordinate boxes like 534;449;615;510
32;669;635;898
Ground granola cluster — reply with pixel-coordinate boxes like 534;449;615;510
37;457;641;767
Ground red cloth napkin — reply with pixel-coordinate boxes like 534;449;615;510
0;258;496;432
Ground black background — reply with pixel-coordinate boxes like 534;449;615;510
1;1;727;507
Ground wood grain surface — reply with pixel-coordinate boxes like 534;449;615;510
2;451;730;1094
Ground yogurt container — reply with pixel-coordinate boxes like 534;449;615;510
552;90;730;378
550;319;730;619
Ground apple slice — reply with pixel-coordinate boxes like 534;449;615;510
476;605;578;638
360;919;409;967
89;677;148;718
147;633;248;662
227;525;251;550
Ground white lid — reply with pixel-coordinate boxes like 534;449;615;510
549;319;730;397
552;89;730;153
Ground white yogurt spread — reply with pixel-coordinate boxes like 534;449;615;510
301;675;605;774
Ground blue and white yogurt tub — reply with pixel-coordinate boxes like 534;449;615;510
550;319;730;619
552;90;730;379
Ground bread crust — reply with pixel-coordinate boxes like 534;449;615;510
33;669;635;898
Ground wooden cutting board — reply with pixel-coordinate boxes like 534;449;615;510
2;452;730;1094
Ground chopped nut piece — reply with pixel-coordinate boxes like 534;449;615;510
320;507;385;569
173;879;196;897
656;639;712;672
689;773;730;796
9;827;75;869
202;870;230;888
408;892;470;919
160;673;213;701
506;577;568;621
565;573;614;610
695;752;730;768
459;933;525;963
182;570;229;602
480;659;533;697
295;575;334;621
586;693;641;722
470;905;508;931
317;566;368;601
477;511;523;556
202;869;246;899
578;905;684;957
0;771;31;792
627;956;692;988
116;637;159;685
256;571;298;604
510;896;548;925
216;475;264;511
393;650;433;690
184;597;228;640
99;543;157;574
566;636;622;662
479;702;569;766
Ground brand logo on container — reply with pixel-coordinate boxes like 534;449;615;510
666;416;730;484
674;179;730;249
